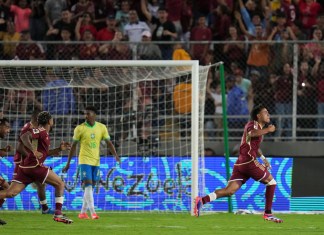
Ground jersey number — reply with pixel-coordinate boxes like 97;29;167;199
89;142;97;149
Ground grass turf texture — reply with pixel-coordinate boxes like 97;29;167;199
0;212;324;235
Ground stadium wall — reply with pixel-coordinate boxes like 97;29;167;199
1;156;323;212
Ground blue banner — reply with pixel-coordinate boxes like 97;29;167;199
0;156;299;212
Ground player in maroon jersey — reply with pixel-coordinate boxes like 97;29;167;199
0;111;73;224
0;118;11;225
14;110;54;214
194;104;283;223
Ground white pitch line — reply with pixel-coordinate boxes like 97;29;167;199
157;225;187;229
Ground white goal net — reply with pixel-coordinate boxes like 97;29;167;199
0;60;211;214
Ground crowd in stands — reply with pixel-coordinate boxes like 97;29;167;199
0;0;324;139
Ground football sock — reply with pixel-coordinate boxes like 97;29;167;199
81;197;88;214
265;185;276;214
40;200;49;211
55;196;64;215
84;186;96;214
202;192;217;204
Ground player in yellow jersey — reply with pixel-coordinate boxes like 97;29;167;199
62;106;120;219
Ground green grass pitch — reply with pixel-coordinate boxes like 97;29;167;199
1;211;324;235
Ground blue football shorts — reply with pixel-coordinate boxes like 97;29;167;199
79;164;100;182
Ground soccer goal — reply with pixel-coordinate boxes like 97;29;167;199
0;60;217;215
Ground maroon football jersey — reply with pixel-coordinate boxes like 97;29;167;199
13;122;32;163
237;121;263;164
21;127;50;167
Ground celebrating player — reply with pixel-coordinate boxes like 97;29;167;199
0;111;73;224
62;106;120;220
194;104;283;223
14;110;53;214
0;118;11;225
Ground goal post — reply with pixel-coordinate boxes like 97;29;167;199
0;60;212;214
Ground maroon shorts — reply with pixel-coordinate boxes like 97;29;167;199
229;160;270;184
13;165;50;185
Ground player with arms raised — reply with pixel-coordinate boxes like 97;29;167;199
0;118;11;225
0;111;73;224
63;106;120;220
194;104;283;223
14;110;53;214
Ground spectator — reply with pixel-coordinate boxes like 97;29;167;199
15;29;44;60
115;0;130;32
10;0;32;33
165;0;183;38
303;27;323;61
173;81;192;137
250;70;275;115
223;25;245;69
55;27;77;60
75;12;97;41
206;80;223;137
78;29;99;60
296;60;317;137
226;75;249;136
45;8;75;59
44;0;67;30
315;13;324;32
102;31;131;60
96;14;116;41
211;4;231;41
298;0;322;36
3;80;42;115
137;30;162;60
172;42;191;61
42;69;75;115
274;63;293;138
237;0;266;36
205;87;216;137
93;0;115;30
0;0;10;36
152;7;177;60
71;0;95;20
180;0;193;42
1;22;20;59
30;0;46;41
272;11;297;41
190;15;212;64
232;63;253;111
123;9;150;43
270;0;297;26
236;9;277;80
311;55;324;139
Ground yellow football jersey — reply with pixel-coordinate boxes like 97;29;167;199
73;121;110;166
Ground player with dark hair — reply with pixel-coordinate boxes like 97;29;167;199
0;117;11;225
14;110;53;214
0;112;73;224
62;106;120;220
194;104;283;223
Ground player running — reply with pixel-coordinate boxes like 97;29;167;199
0;118;11;225
14;110;53;214
0;111;73;224
194;104;283;223
62;106;120;220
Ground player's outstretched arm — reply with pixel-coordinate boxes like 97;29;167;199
48;141;71;156
62;141;77;173
105;140;121;165
248;124;276;138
